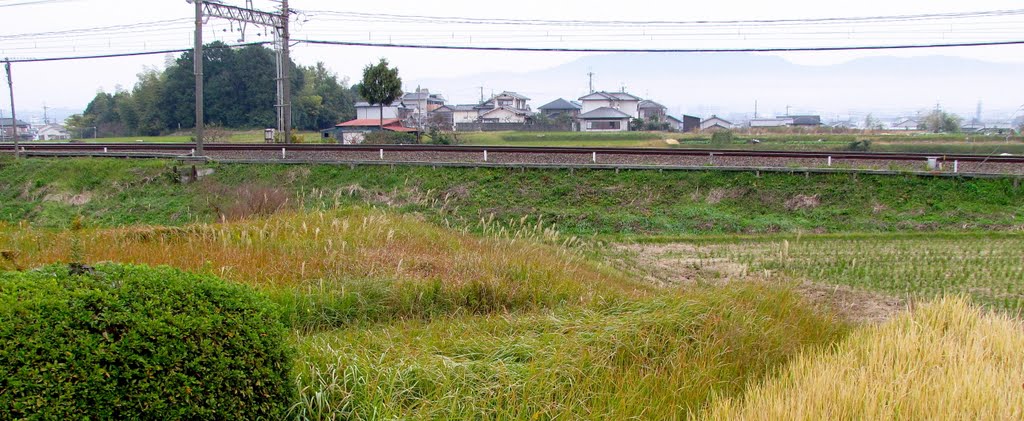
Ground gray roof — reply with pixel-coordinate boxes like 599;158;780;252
578;107;632;119
0;118;29;126
538;98;582;111
579;91;642;102
451;104;478;112
496;91;530;100
638;100;667;110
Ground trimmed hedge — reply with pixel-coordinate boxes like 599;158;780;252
0;264;294;419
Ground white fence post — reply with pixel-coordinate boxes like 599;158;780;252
954;160;959;173
379;148;384;160
484;149;488;162
281;147;287;159
592;151;597;163
827;156;832;167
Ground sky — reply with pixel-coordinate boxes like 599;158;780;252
2;0;1024;122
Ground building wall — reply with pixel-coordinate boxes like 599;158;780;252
356;106;399;120
453;110;479;124
480;108;526;123
580;100;640;118
582;118;628;132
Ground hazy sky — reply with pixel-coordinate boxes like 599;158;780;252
2;0;1024;120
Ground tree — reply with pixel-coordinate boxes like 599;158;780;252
919;108;962;133
863;113;883;131
358;59;403;128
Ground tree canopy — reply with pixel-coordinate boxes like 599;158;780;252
67;42;357;137
358;59;404;127
919;108;962;133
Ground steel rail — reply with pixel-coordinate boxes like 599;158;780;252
3;142;1024;163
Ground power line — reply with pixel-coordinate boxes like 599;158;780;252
3;42;271;63
298;38;1024;53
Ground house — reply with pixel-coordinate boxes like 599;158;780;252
637;100;668;120
890;118;919;130
451;91;534;127
479;106;531;124
786;115;822;126
537;98;582;119
355;101;411;121
449;105;482;124
402;88;446;114
323;118;419;144
34;124;70;141
577;107;632;132
700;115;733;131
578;91;642;119
0;118;31;140
750;118;792;128
666;115;701;132
481;91;531;112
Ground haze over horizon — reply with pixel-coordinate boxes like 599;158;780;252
3;0;1024;124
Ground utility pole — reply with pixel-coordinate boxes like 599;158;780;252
587;71;594;94
754;100;758;118
189;0;291;144
4;59;18;159
280;0;292;144
193;0;204;155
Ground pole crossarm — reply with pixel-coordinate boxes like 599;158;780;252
202;2;283;28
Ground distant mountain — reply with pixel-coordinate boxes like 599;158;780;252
410;53;1023;121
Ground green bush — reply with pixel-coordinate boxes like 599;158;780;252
363;130;417;144
847;139;872;151
0;263;293;419
711;131;734;146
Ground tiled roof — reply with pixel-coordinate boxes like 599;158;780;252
579;91;642;101
578;107;632;119
538;98;582;110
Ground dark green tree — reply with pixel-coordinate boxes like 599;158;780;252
919;108;962;133
358;59;404;128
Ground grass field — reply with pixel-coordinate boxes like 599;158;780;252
3;158;1022;236
2;158;1023;418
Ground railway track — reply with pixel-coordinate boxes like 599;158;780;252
3;142;1023;175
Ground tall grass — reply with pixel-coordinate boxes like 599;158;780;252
706;296;1024;420
0;208;641;330
289;284;847;420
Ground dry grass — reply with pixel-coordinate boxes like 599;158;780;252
0;208;642;329
706;296;1024;420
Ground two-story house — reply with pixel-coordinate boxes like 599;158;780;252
577;91;642;132
477;91;532;123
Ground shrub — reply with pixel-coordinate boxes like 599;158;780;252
0;263;294;419
710;131;734;146
363;131;417;144
847;139;872;151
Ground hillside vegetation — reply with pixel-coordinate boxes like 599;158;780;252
2;158;1022;236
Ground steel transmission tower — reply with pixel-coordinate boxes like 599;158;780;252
189;0;292;152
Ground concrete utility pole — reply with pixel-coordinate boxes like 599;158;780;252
194;0;204;155
587;71;594;94
4;60;19;159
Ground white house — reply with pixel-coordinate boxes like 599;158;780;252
700;115;733;131
34;124;70;141
355;101;410;120
577;107;632;132
578;91;642;118
749;117;792;128
637;100;668;120
449;105;481;124
890;118;919;131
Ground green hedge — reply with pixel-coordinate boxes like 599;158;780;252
0;263;294;419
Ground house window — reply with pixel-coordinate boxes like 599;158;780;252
591;120;620;130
